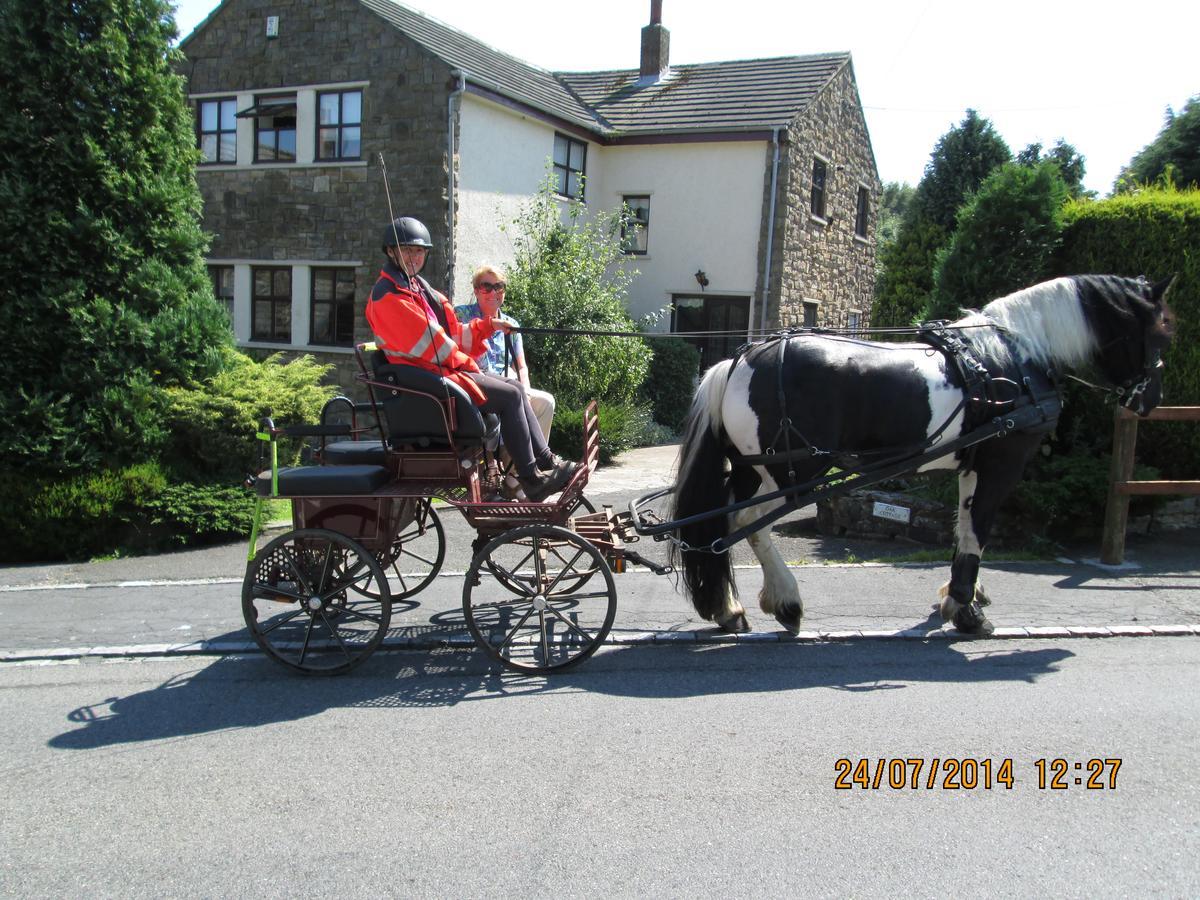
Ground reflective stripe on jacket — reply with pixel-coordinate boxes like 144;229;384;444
365;264;497;405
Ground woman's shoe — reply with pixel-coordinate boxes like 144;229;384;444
536;452;569;472
519;465;573;502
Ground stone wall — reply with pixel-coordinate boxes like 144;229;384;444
758;62;880;330
181;0;456;395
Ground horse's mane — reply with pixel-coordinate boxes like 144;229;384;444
957;277;1096;370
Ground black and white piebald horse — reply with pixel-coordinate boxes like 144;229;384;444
671;275;1175;636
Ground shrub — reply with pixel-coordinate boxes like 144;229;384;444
0;348;332;561
0;462;257;562
163;348;336;479
640;337;700;432
928;161;1068;320
501;178;653;409
549;402;653;465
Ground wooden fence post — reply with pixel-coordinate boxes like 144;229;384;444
1100;407;1138;565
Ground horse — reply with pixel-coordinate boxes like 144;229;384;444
670;275;1175;636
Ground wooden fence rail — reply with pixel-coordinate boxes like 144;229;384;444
1100;405;1200;564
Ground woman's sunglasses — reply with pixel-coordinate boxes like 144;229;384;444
476;281;506;293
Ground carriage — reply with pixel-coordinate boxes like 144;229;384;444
242;342;667;676
242;275;1174;675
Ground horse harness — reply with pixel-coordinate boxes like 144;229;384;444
708;323;1064;548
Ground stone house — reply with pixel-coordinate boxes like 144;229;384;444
180;0;879;382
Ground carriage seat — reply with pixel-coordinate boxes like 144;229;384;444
319;439;388;466
256;464;389;497
373;362;500;449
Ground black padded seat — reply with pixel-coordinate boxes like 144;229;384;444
320;439;388;466
257;465;389;497
373;363;499;447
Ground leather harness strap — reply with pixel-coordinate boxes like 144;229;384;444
724;324;1062;474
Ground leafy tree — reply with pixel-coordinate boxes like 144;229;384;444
872;110;1011;328
0;0;230;475
928;161;1068;319
501;178;652;410
1018;140;1092;198
875;181;916;250
1116;95;1200;191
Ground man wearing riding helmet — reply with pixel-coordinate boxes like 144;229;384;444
366;216;576;501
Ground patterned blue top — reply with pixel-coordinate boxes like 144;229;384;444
454;301;522;378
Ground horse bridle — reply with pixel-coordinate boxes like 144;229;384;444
1068;331;1164;409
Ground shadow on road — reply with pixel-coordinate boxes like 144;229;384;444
49;639;1073;750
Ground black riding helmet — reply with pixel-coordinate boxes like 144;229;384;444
381;216;433;252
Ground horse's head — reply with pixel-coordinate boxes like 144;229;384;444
1085;275;1176;417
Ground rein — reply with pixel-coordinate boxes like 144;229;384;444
511;322;1004;341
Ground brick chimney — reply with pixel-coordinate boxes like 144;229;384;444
640;0;669;80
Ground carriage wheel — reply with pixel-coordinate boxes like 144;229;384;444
464;525;616;674
483;494;600;596
353;500;446;602
243;528;391;675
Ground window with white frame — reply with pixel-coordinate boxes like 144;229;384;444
553;133;586;199
310;268;356;346
621;195;650;255
197;98;237;164
810;157;828;220
846;309;861;333
854;185;870;239
252;267;292;342
316;90;362;161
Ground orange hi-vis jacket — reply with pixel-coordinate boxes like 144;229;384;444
366;263;499;405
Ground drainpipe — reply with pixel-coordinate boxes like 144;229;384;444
447;70;467;292
758;127;782;334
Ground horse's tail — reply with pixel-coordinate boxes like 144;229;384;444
670;358;737;621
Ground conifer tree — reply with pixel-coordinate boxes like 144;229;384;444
0;0;230;473
872;110;1010;328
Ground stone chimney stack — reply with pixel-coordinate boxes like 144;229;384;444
640;0;669;80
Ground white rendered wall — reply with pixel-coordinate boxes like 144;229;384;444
455;95;573;300
456;94;767;329
588;141;767;326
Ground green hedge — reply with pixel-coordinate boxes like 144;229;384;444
1053;185;1200;477
0;463;263;562
639;337;701;432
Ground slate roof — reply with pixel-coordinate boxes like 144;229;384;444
358;0;850;140
558;54;850;136
357;0;599;130
181;1;850;138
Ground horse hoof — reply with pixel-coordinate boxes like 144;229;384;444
774;602;802;635
952;600;994;636
975;583;992;607
717;612;751;634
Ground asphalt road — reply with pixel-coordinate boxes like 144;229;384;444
2;445;1197;896
1;638;1197;897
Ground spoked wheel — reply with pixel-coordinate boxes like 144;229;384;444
484;495;601;596
464;525;616;674
356;500;446;602
243;528;391;675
